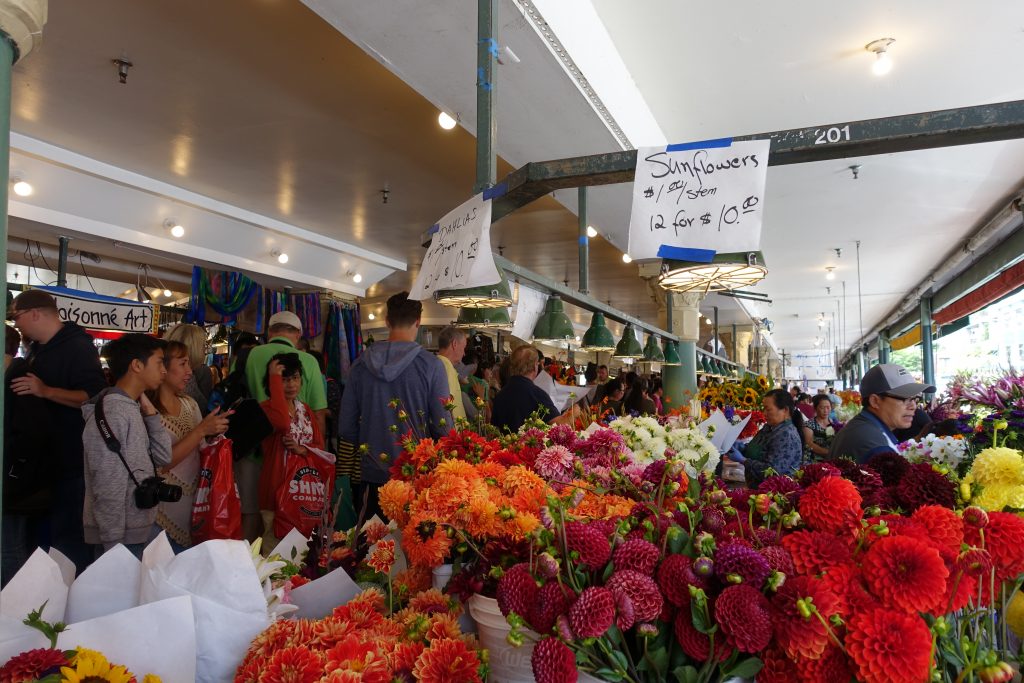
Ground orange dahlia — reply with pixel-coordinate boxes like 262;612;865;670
387;641;425;680
323;635;390;683
408;588;456;616
862;535;948;614
846;608;932;683
425;614;463;641
367;539;396;575
798;476;863;535
320;671;363;683
394;565;433;597
403;515;453;569
781;530;853;575
411;638;482;683
241;619;297;664
378;480;415;525
771;575;841;660
258;645;325;683
308;617;358;650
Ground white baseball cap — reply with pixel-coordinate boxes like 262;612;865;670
268;310;302;334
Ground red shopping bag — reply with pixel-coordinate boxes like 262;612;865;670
274;447;335;538
191;437;242;543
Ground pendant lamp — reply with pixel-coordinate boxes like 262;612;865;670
532;295;575;341
659;252;768;294
434;264;514;308
613;323;643;359
454;306;511;329
642;334;665;363
581;311;616;351
701;356;714;375
662;340;681;366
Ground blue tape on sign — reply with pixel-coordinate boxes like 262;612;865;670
482;182;507;200
666;137;733;152
657;245;716;262
427;224;440;236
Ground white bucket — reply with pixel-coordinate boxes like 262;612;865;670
431;564;476;634
468;594;538;683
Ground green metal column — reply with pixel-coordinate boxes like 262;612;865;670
474;0;497;193
662;292;685;411
920;297;936;393
578;187;588;295
0;28;15;570
878;330;890;365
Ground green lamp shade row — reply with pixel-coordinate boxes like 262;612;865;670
701;355;714;375
662;340;681;365
454;306;511;329
614;322;644;358
642;334;665;363
434;264;514;308
532;295;575;341
581;311;616;351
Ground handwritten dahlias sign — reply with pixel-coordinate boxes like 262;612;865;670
627;138;771;260
410;192;499;300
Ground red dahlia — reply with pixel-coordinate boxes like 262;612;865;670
793;642;854;683
781;530;853;576
497;563;538;618
956;547;994;577
714;542;771;589
865;451;910;486
699;506;727;535
531;637;577;683
657;554;708;608
0;648;69;683
568;587;616;638
673;604;730;662
607;570;663;624
817;562;874;616
894;462;956;511
714;584;772;653
967;511;1024;582
800;461;841;486
757;646;799;683
799;476;863;535
911;504;964;561
846;608;933;683
612;538;660;576
771;575;841;660
760;545;795;576
862;535;948;614
758;475;802;498
565;521;612;570
529;581;573;634
940;560;978;612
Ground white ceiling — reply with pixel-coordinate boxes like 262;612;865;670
9;0;1024;365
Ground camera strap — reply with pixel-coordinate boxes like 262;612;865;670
93;395;151;486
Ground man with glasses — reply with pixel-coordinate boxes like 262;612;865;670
829;363;934;464
8;289;107;573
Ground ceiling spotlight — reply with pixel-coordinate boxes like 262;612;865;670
438;111;458;130
586;225;598;238
622;253;632;264
271;249;289;264
163;289;172;298
866;38;895;76
368;313;376;321
353;273;363;283
704;317;712;325
825;267;836;281
11;178;32;197
163;219;185;238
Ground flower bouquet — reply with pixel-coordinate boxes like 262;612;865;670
898;433;970;471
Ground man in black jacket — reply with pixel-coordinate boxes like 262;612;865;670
10;289;107;573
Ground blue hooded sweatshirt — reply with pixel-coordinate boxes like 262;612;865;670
339;340;453;484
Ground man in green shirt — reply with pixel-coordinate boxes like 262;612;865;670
246;311;328;434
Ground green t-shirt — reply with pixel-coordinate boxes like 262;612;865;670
245;337;328;411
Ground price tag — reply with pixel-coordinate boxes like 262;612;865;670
409;193;498;300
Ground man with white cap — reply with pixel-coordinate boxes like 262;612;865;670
828;363;935;464
245;310;328;434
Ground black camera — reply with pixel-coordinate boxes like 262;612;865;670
134;476;182;510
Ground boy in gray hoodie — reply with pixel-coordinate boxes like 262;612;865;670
82;334;173;558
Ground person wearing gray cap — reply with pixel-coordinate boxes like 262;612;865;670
828;363;935;464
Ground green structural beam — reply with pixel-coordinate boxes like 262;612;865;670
490;100;1024;221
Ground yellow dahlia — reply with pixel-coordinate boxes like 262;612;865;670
971;448;1024;486
1007;591;1024;639
972;482;1024;511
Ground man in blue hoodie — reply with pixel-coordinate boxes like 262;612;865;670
339;292;452;520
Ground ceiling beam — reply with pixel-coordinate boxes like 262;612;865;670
489;99;1024;221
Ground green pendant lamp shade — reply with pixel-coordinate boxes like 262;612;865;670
434;264;514;308
642;334;665;363
614;323;643;359
662;340;681;366
454;306;511;329
532;295;575;341
581;312;616;351
701;355;714;375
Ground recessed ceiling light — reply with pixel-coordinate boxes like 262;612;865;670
353;273;363;283
11;178;32;197
368;312;375;321
271;250;289;264
163;219;185;238
438;111;457;130
825;267;836;281
866;37;895;76
586;225;598;238
622;253;632;264
163;289;172;298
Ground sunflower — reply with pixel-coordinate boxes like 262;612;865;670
757;375;770;390
60;648;136;683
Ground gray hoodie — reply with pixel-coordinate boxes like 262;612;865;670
81;388;173;546
339;341;453;485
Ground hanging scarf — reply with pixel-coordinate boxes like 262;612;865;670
186;267;261;326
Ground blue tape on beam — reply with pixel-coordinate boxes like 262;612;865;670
427;224;439;236
657;245;716;262
666;137;733;152
578;236;588;245
482;182;507;201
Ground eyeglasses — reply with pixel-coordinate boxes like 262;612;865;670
879;393;920;406
9;309;32;322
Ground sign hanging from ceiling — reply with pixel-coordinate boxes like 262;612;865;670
409;192;499;301
510;284;547;341
627;138;771;261
26;286;159;334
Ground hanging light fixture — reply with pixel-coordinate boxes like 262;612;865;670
659;252;768;293
434;265;514;308
454;306;511;329
700;355;714;375
581;311;616;351
865;38;895;76
613;322;643;359
642;334;665;363
532;295;575;341
662;340;681;366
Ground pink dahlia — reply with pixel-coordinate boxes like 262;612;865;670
531;637;577;683
496;563;538;618
612;538;660;576
534;445;576;485
565;521;612;570
607;570;663;624
568;587;616;638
